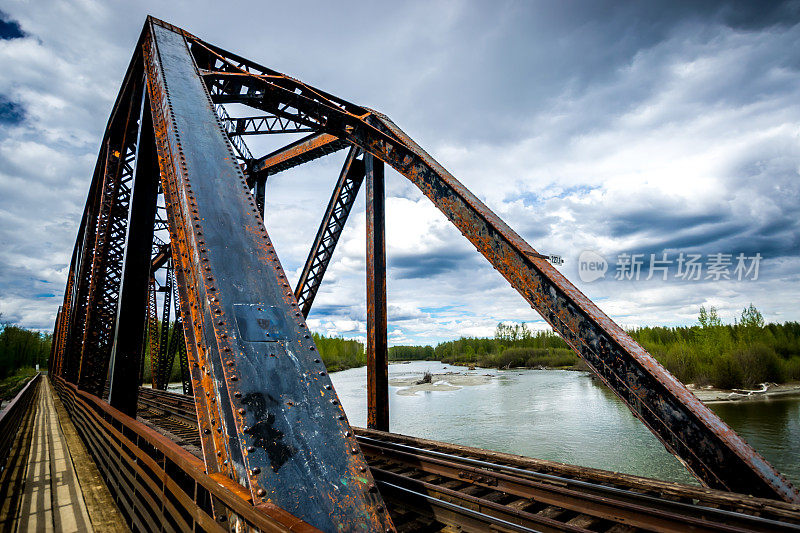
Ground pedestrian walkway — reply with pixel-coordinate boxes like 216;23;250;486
14;379;92;533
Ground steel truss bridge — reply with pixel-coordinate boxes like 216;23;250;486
9;15;797;532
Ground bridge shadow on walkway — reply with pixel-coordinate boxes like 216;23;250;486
0;378;126;533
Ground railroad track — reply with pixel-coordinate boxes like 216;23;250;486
137;388;800;532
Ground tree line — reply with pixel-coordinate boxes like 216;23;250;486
0;322;51;379
389;305;800;389
0;319;52;399
4;304;799;392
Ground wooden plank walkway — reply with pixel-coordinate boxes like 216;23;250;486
0;378;127;533
15;378;92;532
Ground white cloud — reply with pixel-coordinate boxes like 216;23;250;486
0;1;797;346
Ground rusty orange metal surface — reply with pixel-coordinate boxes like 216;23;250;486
250;132;344;176
142;18;394;530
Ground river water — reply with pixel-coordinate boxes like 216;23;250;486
330;361;800;486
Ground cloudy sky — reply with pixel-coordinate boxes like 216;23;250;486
1;1;798;346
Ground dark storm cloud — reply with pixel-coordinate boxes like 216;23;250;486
308;305;351;318
389;249;477;279
0;10;25;40
375;0;800;145
0;95;25;125
608;211;726;238
718;0;800;30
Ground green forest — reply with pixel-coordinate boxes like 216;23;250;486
3;304;798;397
0;320;51;399
140;330;367;379
389;305;800;389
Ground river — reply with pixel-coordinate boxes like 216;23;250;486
329;360;800;486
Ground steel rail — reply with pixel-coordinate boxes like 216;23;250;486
375;469;589;533
360;436;800;533
137;387;800;532
379;480;541;533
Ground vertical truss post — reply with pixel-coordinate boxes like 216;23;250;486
155;260;173;389
108;91;159;416
143;19;392;530
366;153;389;432
294;146;364;317
254;177;266;218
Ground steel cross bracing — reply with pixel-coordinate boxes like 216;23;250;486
222;114;314;136
49;15;799;532
294;146;365;317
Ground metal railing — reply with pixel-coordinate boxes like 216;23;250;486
53;377;315;532
0;372;41;474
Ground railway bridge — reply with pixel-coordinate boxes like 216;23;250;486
1;16;799;532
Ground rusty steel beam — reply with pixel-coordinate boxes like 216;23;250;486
181;34;799;503
294;146;364;317
143;27;225;491
248;132;348;180
150;242;171;271
108;91;160;415
365;153;389;432
143;18;393;530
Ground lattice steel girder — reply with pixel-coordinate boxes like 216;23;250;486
143;19;393;530
77;81;141;396
70;46;146;394
63;42;147;384
64;165;101;383
49;306;62;374
179;30;798;503
295;146;365;317
222;115;314;136
247;132;348;180
54;246;77;377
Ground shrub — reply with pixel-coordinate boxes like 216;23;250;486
711;354;743;389
783;357;800;381
732;343;783;387
498;347;578;368
417;371;433;384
